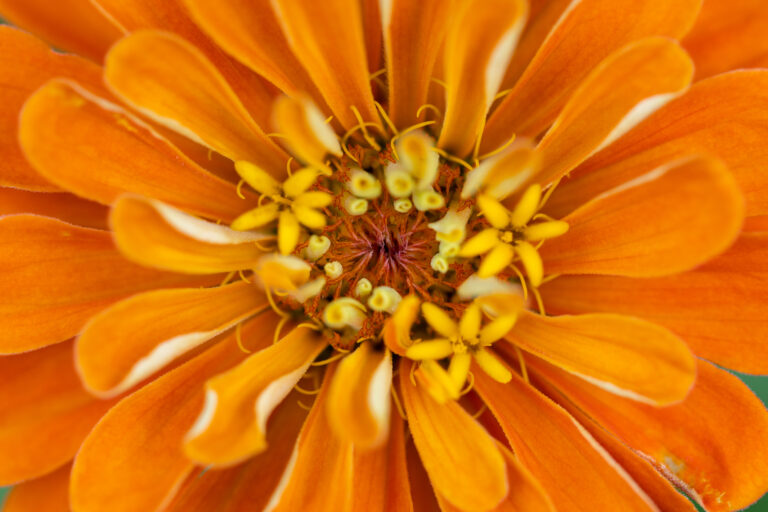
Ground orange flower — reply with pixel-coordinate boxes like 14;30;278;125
1;1;768;511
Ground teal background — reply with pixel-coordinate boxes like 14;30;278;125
0;373;767;510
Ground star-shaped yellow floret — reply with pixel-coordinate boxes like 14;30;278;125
230;161;333;254
405;301;516;402
459;184;568;286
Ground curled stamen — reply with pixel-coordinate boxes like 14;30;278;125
294;381;322;395
235;322;251;354
390;385;407;420
310;351;346;367
460;371;475;396
429;147;473;171
236;179;246;199
416;103;443;120
538;177;563;210
477;134;517;161
350;105;382;151
272;315;291;345
296;400;313;411
286;157;295;176
531;286;546;315
471;403;488;420
265;286;290;318
514;345;529;384
374;100;398;136
220;270;237;286
493;88;513;102
238;270;252;284
430;76;447;89
390;120;437;160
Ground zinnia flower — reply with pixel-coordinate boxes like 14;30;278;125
1;0;768;511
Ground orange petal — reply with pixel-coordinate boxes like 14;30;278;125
184;326;326;466
110;196;267;274
399;360;508;511
540;156;744;278
105;30;288;174
3;463;71;512
541;232;768;375
481;0;702;153
327;344;392;449
0;26;107;191
405;434;442;512
0;187;107;229
181;0;322;100
166;395;308;512
0;215;210;354
437;443;555;512
77;282;268;397
508;311;696;405
271;0;379;129
92;0;278;129
682;0;768;80
70;315;276;512
526;364;698;512
531;358;768;511
473;367;660;512
266;367;355;511
0;0;119;61
549;70;768;219
437;0;527;157
0;341;116;485
380;0;451;128
498;0;572;93
19;80;253;222
534;37;693;186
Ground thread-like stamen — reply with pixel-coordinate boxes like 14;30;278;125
220;270;237;286
296;400;313;411
471;403;488;420
294;381;322;395
477;133;517;161
235;322;251;353
509;264;529;301
429;147;473;171
236;179;246;199
531;286;546;315
416;103;443;120
390;385;407;420
350;105;382;151
310;351;346;367
538;177;563;210
374;101;398;136
513;345;529;384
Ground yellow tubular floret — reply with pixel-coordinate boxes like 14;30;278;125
393;198;413;212
368;286;403;313
304;235;330;261
430;254;449;273
323;298;367;331
347;169;382;199
413;189;446;211
385;164;415;198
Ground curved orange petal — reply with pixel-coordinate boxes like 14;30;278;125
184;326;326;466
540;156;744;278
527;368;697;512
77;282;268;397
105;30;288;175
497;0;571;93
92;0;278;129
3;463;71;512
399;360;508;511
70;316;274;512
541;232;768;375
19;80;253;222
533;37;693;186
327;343;392;449
682;0;768;80
0;187;107;229
473;367;660;512
507;311;696;405
380;0;451;128
166;396;308;512
0;215;210;354
0;0;120;61
548;70;768;219
271;0;378;129
0;26;106;191
110;196;267;274
531;358;768;511
181;0;322;100
0;341;116;485
437;0;527;157
265;367;355;512
481;0;702;153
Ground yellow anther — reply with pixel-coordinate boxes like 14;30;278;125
428;207;471;244
324;260;343;279
354;278;373;298
346;168;382;199
384;164;415;198
343;195;369;215
413;189;446;211
304;235;330;261
511;184;542;227
499;231;514;244
234;160;280;196
395;130;439;189
459;228;499;258
394;198;413;213
524;220;569;241
323;297;367;331
430;254;449;274
515;241;544;287
477;243;515;278
368;286;403;314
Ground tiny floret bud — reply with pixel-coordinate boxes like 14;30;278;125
346;169;382;199
431;254;449;274
394;198;413;213
304;234;331;261
324;261;343;279
354;278;373;298
343;195;368;215
384;163;415;198
323;298;367;331
439;241;461;258
368;286;403;314
413;189;445;211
